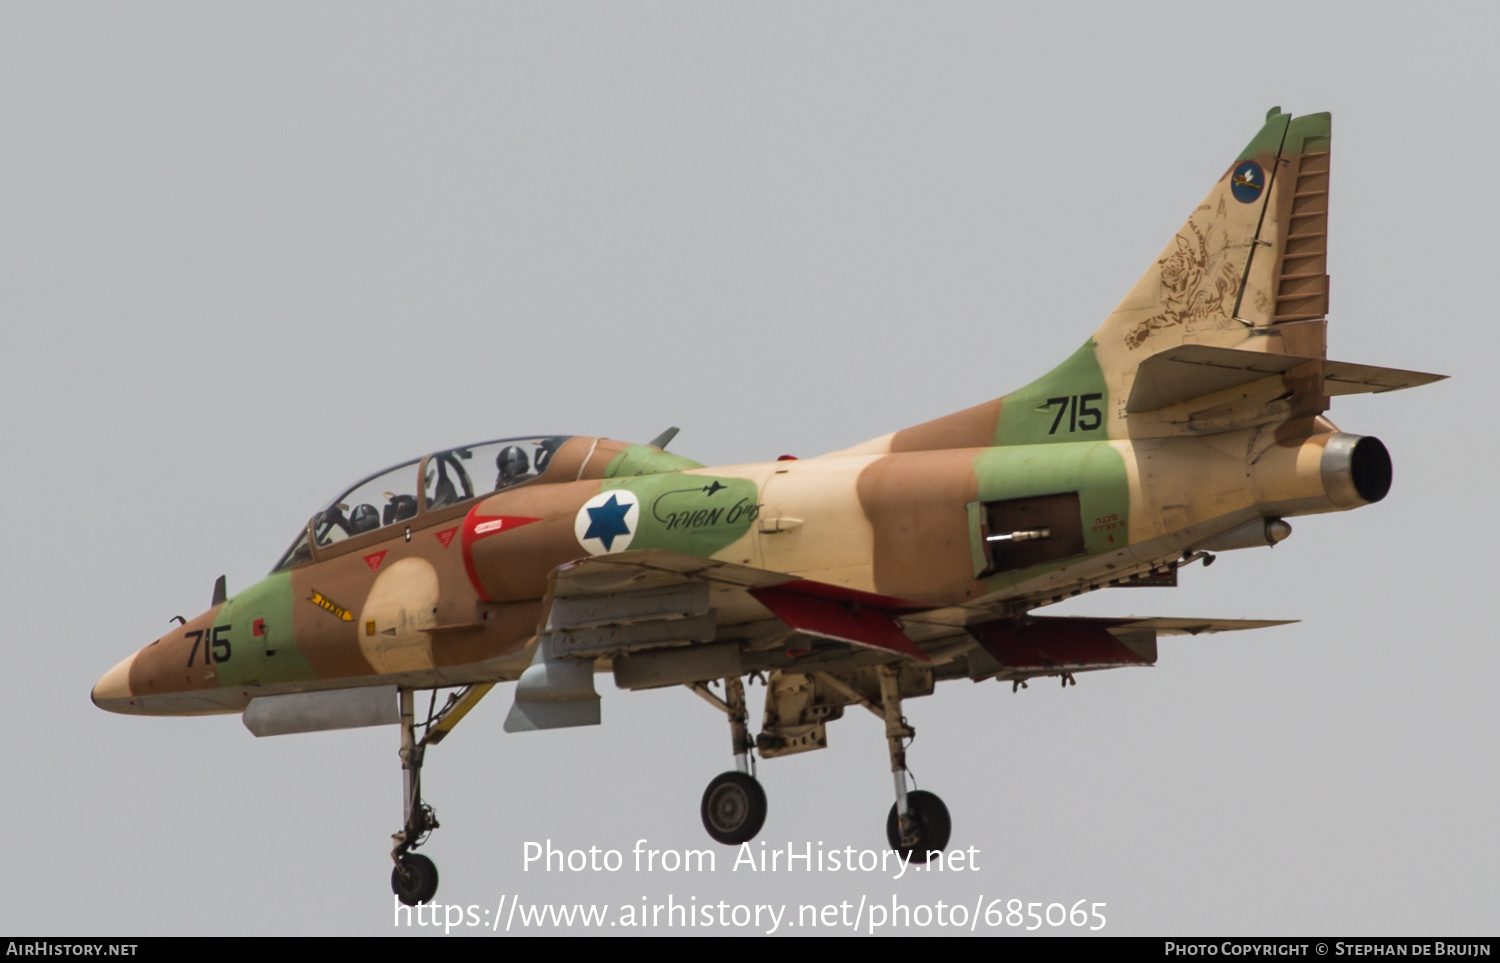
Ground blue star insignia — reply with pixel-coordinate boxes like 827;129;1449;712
584;494;633;550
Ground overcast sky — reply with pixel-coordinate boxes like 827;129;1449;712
1;2;1493;936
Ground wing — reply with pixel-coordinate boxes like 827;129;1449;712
501;550;1296;731
965;614;1295;683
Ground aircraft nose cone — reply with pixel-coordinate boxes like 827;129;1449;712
91;652;137;713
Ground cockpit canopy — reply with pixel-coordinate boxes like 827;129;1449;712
275;436;569;572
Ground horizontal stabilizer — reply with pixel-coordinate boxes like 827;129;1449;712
1323;360;1447;397
1127;345;1311;412
1127;344;1445;412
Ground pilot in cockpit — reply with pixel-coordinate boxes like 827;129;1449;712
495;446;532;490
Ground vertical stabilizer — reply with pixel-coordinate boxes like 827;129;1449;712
1109;108;1293;352
832;109;1343;456
1086;108;1335;432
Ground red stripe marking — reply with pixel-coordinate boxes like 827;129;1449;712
751;587;929;662
459;510;542;602
768;578;929;611
972;619;1150;670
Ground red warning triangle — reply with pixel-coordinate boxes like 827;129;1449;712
435;527;458;549
363;550;388;572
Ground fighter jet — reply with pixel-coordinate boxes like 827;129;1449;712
92;108;1444;906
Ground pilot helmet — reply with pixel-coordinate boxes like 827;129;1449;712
348;503;380;535
497;446;530;480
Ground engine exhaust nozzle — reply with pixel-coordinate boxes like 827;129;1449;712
1322;434;1392;508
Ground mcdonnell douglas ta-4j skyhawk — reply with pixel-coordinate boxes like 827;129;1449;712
94;109;1443;905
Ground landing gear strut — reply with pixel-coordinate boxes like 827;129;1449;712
391;687;440;906
691;675;767;845
877;664;950;862
383;682;495;903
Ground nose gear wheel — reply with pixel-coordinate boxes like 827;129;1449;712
391;852;439;906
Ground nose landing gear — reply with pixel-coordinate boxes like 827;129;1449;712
387;682;494;906
392;852;439;907
391;687;440;906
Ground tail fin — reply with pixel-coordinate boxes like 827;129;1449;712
840;109;1439;457
990;108;1339;446
1089;108;1335;429
1108;107;1329;351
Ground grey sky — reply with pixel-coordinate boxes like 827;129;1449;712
1;3;1492;935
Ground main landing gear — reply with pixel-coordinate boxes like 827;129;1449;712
691;675;767;845
877;664;950;862
689;665;951;861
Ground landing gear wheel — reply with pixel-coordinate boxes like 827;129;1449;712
886;790;951;863
700;771;767;845
391;853;440;906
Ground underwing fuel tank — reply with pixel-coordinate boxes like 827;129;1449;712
1251;432;1392;517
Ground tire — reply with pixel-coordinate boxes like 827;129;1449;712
886;790;951;863
391;852;440;906
700;771;768;845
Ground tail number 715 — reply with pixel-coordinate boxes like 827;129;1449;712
1045;394;1104;434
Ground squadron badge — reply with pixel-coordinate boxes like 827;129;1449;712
1230;159;1265;203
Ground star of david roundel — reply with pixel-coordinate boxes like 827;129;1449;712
574;489;641;555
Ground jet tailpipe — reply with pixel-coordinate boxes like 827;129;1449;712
1251;432;1392;516
1323;434;1392;507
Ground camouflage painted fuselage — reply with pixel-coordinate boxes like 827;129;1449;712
92;107;1430;717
